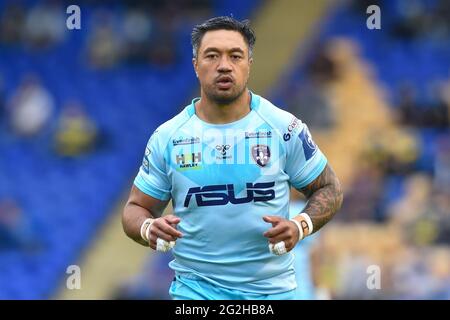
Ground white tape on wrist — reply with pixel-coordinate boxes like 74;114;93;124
299;212;314;234
145;222;152;243
140;218;154;242
290;218;304;241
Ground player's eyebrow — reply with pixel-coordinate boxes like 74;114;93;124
228;47;244;54
203;47;245;55
202;48;218;56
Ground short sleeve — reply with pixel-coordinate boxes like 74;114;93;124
134;130;171;200
284;121;327;189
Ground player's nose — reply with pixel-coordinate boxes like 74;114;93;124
217;56;232;72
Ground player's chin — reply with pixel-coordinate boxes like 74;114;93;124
214;87;234;95
211;89;240;104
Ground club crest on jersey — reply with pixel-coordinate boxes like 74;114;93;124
251;144;271;167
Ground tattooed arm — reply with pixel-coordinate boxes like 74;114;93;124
263;164;342;251
294;164;343;235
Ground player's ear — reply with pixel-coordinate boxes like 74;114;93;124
192;58;199;78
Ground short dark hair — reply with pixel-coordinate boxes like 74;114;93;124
191;16;256;58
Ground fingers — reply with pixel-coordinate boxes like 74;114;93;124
165;215;181;225
148;234;175;251
263;223;287;238
269;241;287;255
263;216;300;254
146;215;182;251
156;238;176;252
263;216;284;239
273;238;296;251
263;215;282;225
148;233;157;250
151;225;178;242
267;233;290;245
155;222;183;239
152;216;183;240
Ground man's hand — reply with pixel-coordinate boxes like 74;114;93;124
263;216;300;254
147;215;183;251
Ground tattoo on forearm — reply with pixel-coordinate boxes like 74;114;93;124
299;165;343;233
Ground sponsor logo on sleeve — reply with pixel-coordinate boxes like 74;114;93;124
298;126;317;160
283;117;300;141
141;147;151;174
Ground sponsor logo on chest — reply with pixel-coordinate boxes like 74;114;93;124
175;152;202;170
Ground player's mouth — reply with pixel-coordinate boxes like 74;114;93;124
215;76;233;89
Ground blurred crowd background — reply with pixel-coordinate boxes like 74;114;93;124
0;0;449;299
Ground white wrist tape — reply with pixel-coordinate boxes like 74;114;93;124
145;222;152;243
290;213;314;241
290;218;304;241
299;212;314;234
140;218;154;242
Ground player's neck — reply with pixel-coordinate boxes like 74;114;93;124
195;90;251;124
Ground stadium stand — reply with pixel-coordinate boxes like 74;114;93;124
271;0;450;299
0;0;260;299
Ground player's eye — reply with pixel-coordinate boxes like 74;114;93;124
231;55;242;60
206;54;218;59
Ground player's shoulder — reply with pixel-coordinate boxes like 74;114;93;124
253;94;304;141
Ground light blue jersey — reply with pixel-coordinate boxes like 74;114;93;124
134;92;327;295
